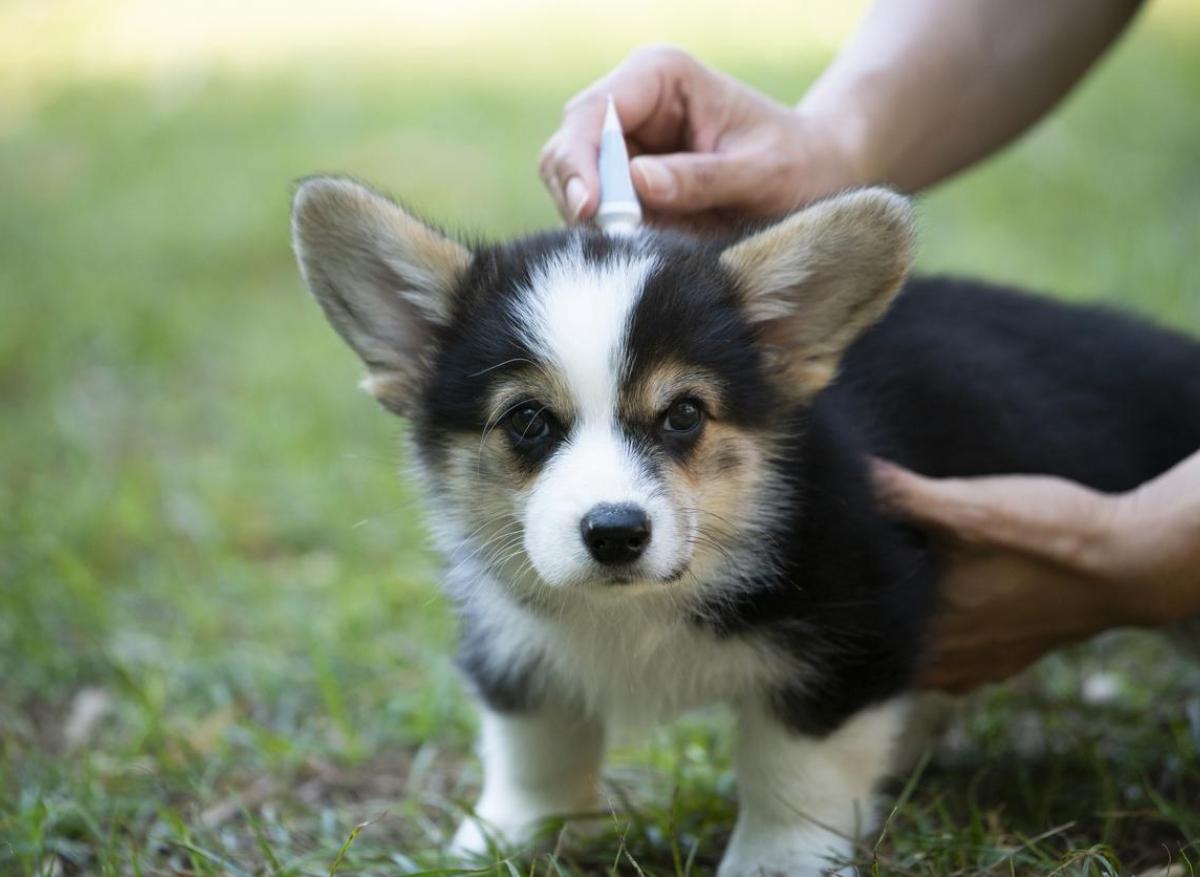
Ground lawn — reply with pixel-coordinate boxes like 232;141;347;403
1;1;1199;874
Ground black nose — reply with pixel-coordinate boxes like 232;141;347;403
580;503;651;566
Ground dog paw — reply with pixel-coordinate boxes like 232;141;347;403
717;855;852;877
717;856;827;877
448;816;503;859
717;827;853;877
448;803;559;860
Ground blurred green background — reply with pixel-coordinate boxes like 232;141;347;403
2;1;1198;874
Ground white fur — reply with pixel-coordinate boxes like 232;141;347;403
515;241;652;423
453;599;907;877
719;699;909;877
461;559;805;725
512;243;693;587
442;241;905;875
451;708;604;855
523;423;686;585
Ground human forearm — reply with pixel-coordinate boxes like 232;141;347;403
540;0;1140;225
801;0;1143;193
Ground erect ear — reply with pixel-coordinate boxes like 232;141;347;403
720;188;915;398
291;176;471;415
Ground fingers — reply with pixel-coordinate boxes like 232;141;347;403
871;459;1111;569
872;460;995;538
919;653;1015;694
917;553;1052;693
539;131;598;222
630;152;759;214
915;550;1116;693
539;45;697;223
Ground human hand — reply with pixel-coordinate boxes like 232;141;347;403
538;46;868;229
873;450;1200;693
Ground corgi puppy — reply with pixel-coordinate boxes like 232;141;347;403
291;177;1200;876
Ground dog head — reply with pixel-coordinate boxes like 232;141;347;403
292;178;914;601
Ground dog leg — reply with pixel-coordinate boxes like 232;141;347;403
450;706;605;857
718;698;907;877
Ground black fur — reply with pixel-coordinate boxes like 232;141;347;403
423;228;1200;738
701;278;1200;735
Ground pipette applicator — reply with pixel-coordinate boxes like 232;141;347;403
595;95;643;234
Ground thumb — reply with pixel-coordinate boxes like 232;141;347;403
630;152;753;214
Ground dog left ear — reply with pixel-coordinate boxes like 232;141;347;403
291;176;471;415
721;188;915;398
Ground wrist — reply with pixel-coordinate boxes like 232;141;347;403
1093;486;1200;626
795;69;895;192
1083;492;1183;626
777;103;878;209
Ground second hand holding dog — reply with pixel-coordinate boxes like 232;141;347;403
874;452;1200;692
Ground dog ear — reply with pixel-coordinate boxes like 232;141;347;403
291;176;471;415
720;188;915;398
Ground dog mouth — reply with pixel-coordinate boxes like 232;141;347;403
596;562;690;587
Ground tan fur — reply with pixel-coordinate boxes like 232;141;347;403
612;361;771;574
432;434;535;591
430;366;781;610
481;370;600;493
674;421;771;550
293;185;923;874
485;372;575;438
502;360;775;592
620;362;726;423
720;188;916;398
291;177;471;414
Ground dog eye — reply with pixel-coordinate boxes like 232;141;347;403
662;399;704;434
507;403;553;444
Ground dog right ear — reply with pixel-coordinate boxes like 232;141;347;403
291;177;471;415
720;188;915;400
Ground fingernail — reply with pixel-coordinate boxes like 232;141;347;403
632;158;675;201
565;177;588;221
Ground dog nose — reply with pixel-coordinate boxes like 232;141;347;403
580;503;651;566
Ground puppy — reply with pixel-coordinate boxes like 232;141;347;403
291;177;1200;876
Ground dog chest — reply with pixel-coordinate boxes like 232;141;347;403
469;586;801;724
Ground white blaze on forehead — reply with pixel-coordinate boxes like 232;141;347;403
514;242;685;588
517;244;656;422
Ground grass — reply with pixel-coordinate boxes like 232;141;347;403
1;1;1198;874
